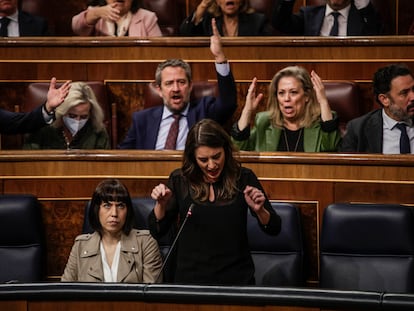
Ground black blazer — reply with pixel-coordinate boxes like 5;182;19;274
18;11;49;36
340;109;383;153
180;11;272;36
272;0;383;36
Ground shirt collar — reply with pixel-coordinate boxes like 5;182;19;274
325;4;351;18
2;10;18;23
382;109;413;130
161;103;189;121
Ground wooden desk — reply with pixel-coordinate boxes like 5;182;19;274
1;36;413;148
1;150;414;284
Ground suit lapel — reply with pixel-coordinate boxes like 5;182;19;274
365;111;383;153
146;107;163;149
308;7;326;35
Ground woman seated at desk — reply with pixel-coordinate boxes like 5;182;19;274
72;0;162;37
231;66;341;152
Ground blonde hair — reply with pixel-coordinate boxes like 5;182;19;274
53;82;106;131
267;66;321;128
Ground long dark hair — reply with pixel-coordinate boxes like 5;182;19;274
182;119;241;202
89;179;135;235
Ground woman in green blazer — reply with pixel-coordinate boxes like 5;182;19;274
231;66;341;152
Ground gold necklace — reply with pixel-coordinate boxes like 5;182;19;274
62;129;71;150
283;127;303;152
223;23;238;36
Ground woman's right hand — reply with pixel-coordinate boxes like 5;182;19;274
151;183;172;220
87;3;121;24
151;183;172;205
194;0;214;24
237;77;263;131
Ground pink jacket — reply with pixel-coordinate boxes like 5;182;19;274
72;8;162;37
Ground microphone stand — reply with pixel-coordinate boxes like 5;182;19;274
155;203;194;282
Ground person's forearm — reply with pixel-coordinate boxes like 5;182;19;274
85;7;102;25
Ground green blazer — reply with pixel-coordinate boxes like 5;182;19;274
232;111;341;152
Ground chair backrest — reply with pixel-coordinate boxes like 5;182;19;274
320;203;414;293
248;0;279;35
143;81;219;109
0;194;46;283
247;202;304;286
23;81;117;148
323;81;361;137
141;0;186;36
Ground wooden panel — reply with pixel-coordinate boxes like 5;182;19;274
1;150;414;284
0;301;27;311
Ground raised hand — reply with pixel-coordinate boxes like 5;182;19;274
45;77;71;113
237;77;263;131
151;183;173;221
243;185;266;212
310;70;333;121
210;18;226;63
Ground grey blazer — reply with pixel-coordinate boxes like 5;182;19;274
340;109;383;153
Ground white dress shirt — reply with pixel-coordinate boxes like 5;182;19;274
1;11;19;37
382;109;414;154
100;241;121;282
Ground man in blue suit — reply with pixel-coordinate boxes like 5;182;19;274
119;19;237;150
272;0;383;36
0;0;48;37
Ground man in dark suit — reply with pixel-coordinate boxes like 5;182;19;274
0;0;48;37
272;0;383;36
340;64;414;153
0;77;71;134
119;19;237;150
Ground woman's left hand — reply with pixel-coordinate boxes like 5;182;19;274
310;70;333;121
244;185;265;212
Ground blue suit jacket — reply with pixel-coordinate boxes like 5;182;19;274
0;105;47;134
272;1;383;36
18;11;49;36
340;109;383;153
119;71;237;149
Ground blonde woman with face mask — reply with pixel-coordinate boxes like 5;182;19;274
23;82;110;150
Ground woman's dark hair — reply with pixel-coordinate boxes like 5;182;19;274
87;0;140;14
88;179;135;235
182;119;241;201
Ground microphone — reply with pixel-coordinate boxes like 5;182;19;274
155;203;194;282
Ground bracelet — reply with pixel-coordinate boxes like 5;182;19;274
44;104;55;116
216;60;228;64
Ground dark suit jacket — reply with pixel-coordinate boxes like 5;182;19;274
180;11;271;36
118;71;237;149
18;11;49;36
0;104;47;134
272;0;383;36
340;109;383;153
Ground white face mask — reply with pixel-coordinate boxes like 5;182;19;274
63;116;88;136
